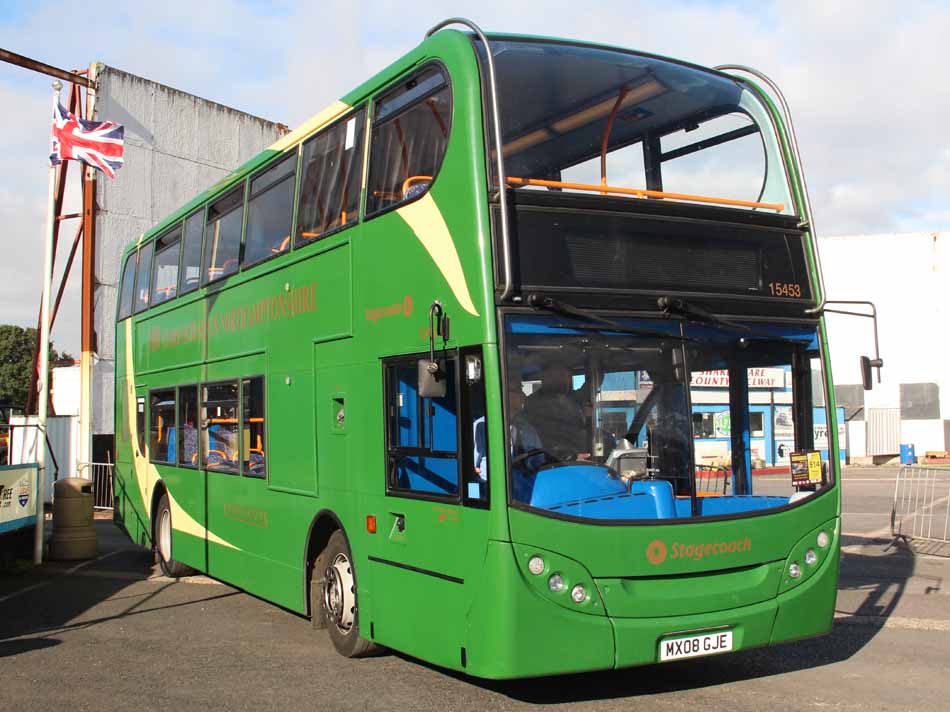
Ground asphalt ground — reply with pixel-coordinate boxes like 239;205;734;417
1;466;947;711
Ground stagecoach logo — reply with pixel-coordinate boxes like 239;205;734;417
365;294;413;322
18;484;29;507
646;537;752;565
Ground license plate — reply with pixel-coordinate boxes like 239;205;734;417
659;630;733;662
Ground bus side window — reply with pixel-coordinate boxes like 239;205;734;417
149;388;177;464
461;351;489;507
133;240;154;314
296;107;366;245
244;154;296;267
135;396;146;456
117;250;137;320
179;210;204;295
178;385;199;467
242;376;266;478
203;187;244;285
385;358;459;498
366;67;452;216
151;225;182;305
201;381;239;473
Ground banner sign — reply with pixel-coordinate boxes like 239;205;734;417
0;464;38;535
691;368;787;389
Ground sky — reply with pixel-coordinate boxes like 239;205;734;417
1;0;948;354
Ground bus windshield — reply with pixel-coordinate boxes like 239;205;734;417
480;39;794;214
504;314;835;522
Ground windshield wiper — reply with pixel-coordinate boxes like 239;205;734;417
528;294;693;341
658;297;751;332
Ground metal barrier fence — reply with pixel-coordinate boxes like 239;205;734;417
78;462;114;509
696;466;730;496
892;465;950;548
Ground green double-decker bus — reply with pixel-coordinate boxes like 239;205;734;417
113;20;840;678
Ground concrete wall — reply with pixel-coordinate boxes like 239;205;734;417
820;232;950;456
93;66;284;435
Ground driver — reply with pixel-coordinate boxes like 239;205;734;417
523;362;590;459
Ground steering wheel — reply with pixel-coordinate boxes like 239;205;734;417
511;448;562;469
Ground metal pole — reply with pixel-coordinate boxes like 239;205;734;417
34;80;62;565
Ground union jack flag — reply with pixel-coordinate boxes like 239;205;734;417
50;102;124;179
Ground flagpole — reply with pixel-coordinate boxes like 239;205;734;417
34;79;61;565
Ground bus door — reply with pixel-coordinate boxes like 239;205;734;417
371;348;491;669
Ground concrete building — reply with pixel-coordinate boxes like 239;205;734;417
91;66;284;458
819;232;950;461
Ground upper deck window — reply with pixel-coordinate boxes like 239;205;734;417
245;154;296;267
179;210;204;295
366;67;452;216
151;226;182;306
296;108;366;245
203;186;244;285
133;240;154;314
477;40;794;215
117;251;137;320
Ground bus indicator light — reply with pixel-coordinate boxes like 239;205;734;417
817;531;829;548
366;515;377;534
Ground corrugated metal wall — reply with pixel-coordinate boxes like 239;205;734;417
867;407;901;455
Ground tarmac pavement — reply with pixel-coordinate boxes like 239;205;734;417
1;466;947;711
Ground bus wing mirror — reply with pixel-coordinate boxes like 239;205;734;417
861;356;884;391
418;359;447;399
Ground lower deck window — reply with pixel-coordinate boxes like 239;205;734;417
149;389;177;464
202;381;239;473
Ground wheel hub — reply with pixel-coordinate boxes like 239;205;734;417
323;553;355;633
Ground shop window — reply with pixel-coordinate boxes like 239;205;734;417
242;376;266;477
149;389;177;464
366;67;452;216
202;381;239;473
179;209;204;295
296;108;365;245
151;226;182;305
244;154;296;267
203;187;244;284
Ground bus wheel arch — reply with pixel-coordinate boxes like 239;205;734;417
304;512;380;657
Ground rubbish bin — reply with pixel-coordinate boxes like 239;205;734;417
899;444;917;466
50;477;97;560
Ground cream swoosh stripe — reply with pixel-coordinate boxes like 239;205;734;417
267;100;351;153
123;321;237;550
396;193;479;316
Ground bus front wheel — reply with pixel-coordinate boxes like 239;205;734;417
155;493;193;578
315;529;379;658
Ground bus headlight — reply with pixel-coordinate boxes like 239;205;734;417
817;531;830;548
571;584;587;603
528;556;545;575
548;573;565;592
789;562;802;579
805;549;818;566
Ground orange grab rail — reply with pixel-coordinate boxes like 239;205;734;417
401;175;433;197
505;176;785;212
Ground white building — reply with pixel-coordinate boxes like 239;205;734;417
820;232;949;461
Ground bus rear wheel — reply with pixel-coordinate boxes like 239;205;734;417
155;493;193;578
314;529;379;658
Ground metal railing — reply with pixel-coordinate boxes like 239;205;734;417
892;466;950;549
696;466;730;496
78;461;114;509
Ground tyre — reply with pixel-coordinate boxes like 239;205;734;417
154;493;194;578
312;529;379;657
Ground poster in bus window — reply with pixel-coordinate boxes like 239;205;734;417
773;406;794;438
789;450;822;486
